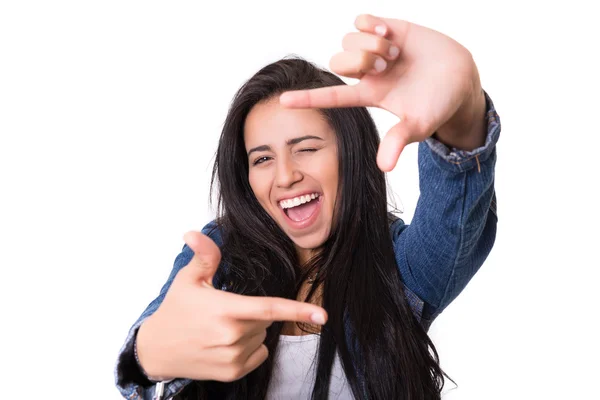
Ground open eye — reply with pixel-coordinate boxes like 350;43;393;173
252;156;272;166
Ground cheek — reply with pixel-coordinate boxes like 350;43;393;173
316;153;339;196
322;158;339;215
248;171;271;206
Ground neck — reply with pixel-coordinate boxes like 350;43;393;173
296;246;315;266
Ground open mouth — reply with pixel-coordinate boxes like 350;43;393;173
279;193;322;224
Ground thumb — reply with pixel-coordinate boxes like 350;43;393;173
180;231;222;287
376;121;413;172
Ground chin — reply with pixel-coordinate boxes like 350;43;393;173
289;228;330;254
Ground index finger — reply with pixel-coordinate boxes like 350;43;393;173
227;295;327;325
279;84;371;109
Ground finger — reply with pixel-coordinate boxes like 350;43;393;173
232;318;273;338
354;14;389;38
239;330;267;362
279;82;372;109
377;121;413;172
342;32;399;61
204;343;269;382
241;344;269;376
330;50;388;78
226;295;327;325
180;231;222;286
208;329;266;366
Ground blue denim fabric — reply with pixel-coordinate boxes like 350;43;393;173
114;92;500;400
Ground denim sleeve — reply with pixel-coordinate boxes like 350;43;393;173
392;91;500;323
114;220;222;400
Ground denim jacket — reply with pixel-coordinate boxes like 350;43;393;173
114;92;501;400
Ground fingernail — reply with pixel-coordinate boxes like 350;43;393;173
374;58;387;72
389;46;399;58
311;313;326;325
375;25;386;36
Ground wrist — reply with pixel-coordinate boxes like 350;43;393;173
135;318;175;382
435;86;487;151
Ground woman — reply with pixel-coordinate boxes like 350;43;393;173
115;14;500;400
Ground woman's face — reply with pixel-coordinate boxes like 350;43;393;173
244;98;338;262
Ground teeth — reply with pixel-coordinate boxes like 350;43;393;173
280;193;320;209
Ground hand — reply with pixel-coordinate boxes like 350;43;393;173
280;14;487;172
136;231;327;382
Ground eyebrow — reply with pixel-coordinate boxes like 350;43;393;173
247;135;324;157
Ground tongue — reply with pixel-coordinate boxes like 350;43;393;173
287;200;318;222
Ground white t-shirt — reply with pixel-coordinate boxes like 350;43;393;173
265;334;355;400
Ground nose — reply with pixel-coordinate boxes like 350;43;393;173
275;156;303;188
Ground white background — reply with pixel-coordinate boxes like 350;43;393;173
1;1;599;399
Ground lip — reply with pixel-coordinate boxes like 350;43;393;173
276;191;322;204
279;195;323;231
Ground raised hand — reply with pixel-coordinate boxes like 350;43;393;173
280;14;487;172
136;231;327;382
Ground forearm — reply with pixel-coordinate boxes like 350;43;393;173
393;90;500;320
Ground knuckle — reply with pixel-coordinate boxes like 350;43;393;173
414;118;429;138
359;52;372;68
223;346;243;365
219;324;243;346
198;254;217;269
223;365;245;382
257;345;269;363
207;251;221;265
375;38;389;55
222;331;240;346
260;303;275;321
260;329;268;342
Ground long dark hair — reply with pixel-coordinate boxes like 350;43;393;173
181;57;445;399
